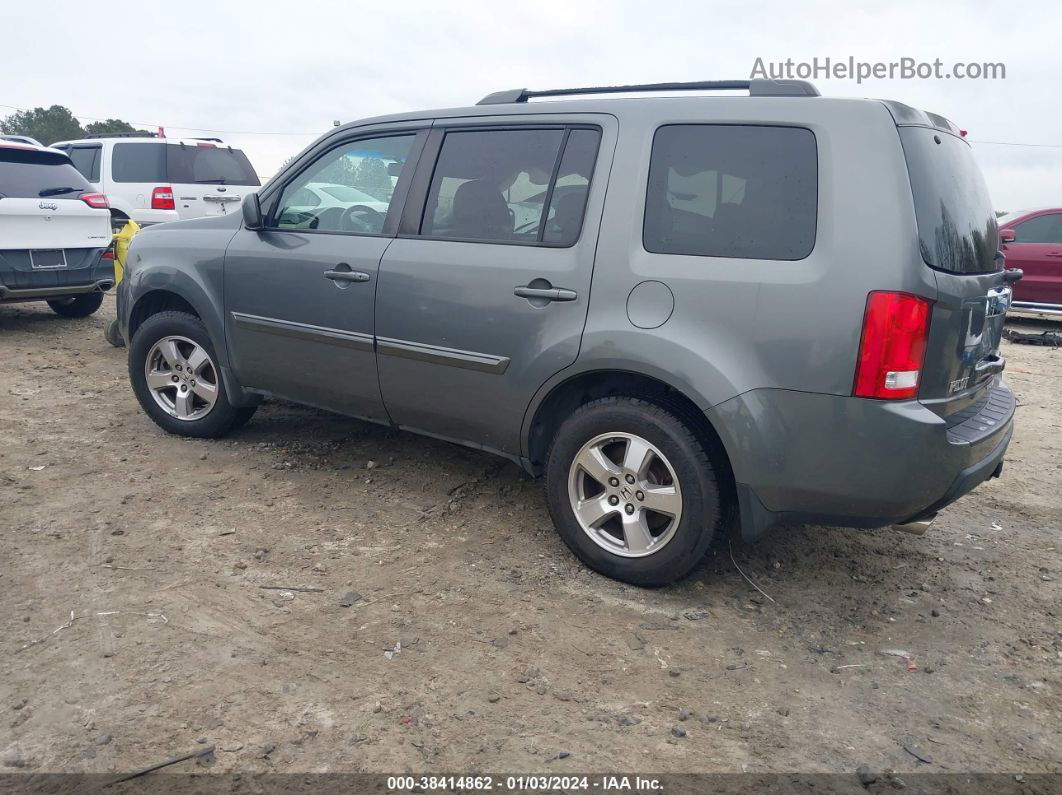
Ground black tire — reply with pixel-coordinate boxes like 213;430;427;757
544;396;721;587
47;293;104;318
129;310;256;438
104;318;125;348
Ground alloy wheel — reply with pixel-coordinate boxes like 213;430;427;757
567;432;683;557
144;335;219;421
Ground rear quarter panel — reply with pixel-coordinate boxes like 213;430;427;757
574;97;933;404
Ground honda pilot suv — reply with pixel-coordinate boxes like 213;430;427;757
116;80;1017;586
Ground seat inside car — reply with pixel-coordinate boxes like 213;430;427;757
449;179;513;240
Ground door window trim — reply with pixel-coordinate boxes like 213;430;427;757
398;123;603;248
261;129;428;239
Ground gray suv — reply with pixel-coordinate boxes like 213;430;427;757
117;80;1017;586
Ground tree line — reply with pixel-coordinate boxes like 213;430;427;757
0;104;146;144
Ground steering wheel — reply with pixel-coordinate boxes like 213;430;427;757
340;204;384;233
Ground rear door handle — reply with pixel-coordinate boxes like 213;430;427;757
514;285;577;302
1046;252;1062;258
324;269;370;283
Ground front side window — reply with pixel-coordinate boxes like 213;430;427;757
420;127;600;245
1013;214;1062;245
644;125;818;260
271;134;414;234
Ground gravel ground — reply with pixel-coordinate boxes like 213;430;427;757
1;296;1059;783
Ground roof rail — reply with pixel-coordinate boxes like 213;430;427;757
477;79;820;105
84;131;158;139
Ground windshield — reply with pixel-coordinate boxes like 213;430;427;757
899;127;1000;274
167;144;260;186
0;148;89;199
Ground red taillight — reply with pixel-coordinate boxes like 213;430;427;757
151;186;175;210
101;249;114;260
80;193;109;209
853;291;933;400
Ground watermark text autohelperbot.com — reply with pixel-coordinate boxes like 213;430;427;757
751;57;1006;83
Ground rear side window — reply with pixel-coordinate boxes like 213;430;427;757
421;126;600;245
112;143;167;182
899;127;1000;273
644;125;818;260
0;147;90;199
67;146;101;182
166;144;260;186
1012;214;1062;244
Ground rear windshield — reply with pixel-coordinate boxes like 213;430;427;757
0;147;90;199
899;127;1000;274
112;142;260;186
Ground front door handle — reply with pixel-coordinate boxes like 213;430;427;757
1046;252;1062;258
514;284;577;302
324;267;370;283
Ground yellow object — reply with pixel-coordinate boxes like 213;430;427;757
111;219;141;285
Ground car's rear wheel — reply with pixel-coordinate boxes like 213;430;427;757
129;311;256;438
46;293;104;318
545;396;721;587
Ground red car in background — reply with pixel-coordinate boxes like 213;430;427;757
998;208;1062;316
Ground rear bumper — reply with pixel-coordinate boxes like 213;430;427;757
0;278;114;302
709;379;1015;539
129;209;180;226
1;247;114;303
1009;301;1062;318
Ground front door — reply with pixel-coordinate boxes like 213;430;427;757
374;119;612;454
223;130;422;420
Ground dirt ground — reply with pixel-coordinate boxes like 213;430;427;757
1;295;1059;783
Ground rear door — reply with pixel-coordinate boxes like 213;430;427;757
897;125;1011;409
374;115;613;455
223;128;423;421
166;142;261;219
1001;212;1062;307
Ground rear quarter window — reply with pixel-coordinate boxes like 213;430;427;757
112;142;167;183
643;124;818;260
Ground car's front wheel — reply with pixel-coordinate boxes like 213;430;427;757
46;293;104;318
545;396;722;587
129;311;256;438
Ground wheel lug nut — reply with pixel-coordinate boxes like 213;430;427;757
625;474;635;484
608;495;619;506
636;491;644;501
171;375;179;382
624;503;635;515
608;477;619;487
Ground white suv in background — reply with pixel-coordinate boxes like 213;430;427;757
50;133;261;229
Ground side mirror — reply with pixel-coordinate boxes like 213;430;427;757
387;161;403;178
242;193;264;230
999;228;1016;243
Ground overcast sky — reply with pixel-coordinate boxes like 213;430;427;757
4;0;1059;211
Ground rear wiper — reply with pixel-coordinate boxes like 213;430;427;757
39;187;83;196
194;178;228;184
